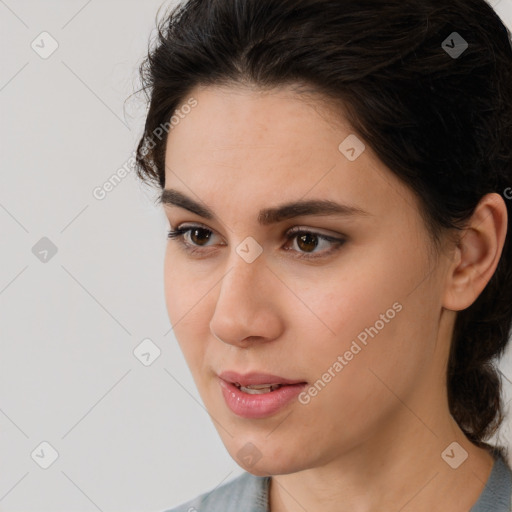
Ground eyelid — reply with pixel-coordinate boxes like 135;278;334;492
171;222;344;240
285;225;346;239
172;222;227;244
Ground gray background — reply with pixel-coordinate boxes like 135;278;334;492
0;0;511;510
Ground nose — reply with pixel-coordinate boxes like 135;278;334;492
209;252;284;348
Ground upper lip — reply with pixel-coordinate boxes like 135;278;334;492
219;371;306;387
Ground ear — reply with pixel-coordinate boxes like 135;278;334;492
443;193;508;311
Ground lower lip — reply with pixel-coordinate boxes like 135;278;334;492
219;379;307;419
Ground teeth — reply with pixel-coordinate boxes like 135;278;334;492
235;383;283;394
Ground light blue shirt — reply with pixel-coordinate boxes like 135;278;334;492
164;455;512;512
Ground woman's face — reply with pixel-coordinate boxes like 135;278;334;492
162;84;453;475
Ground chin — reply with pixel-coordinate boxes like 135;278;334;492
234;458;303;477
222;436;315;476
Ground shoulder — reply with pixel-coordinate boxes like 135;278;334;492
471;454;512;512
161;471;270;512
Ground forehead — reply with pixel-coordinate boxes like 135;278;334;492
162;84;420;228
166;84;365;182
168;82;348;145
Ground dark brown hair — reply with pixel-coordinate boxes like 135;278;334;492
134;0;512;449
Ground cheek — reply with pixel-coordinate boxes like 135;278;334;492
163;252;204;359
293;306;425;448
163;249;220;375
292;262;400;348
163;248;203;326
291;247;432;391
306;290;436;426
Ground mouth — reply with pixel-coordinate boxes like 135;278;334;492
218;371;308;418
232;382;285;394
219;370;307;391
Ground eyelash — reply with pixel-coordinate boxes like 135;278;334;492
166;225;346;261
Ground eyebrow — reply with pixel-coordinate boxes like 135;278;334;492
159;188;371;225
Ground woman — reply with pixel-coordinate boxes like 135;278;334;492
134;0;512;510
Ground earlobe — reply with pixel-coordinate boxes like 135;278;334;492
442;193;508;312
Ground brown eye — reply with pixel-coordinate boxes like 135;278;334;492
190;228;212;246
296;233;319;253
285;228;346;260
167;226;217;249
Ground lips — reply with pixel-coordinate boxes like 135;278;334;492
218;371;308;418
219;370;306;388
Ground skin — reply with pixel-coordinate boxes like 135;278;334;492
161;83;508;512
